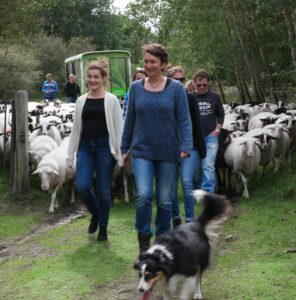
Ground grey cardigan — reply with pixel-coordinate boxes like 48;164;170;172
67;92;124;166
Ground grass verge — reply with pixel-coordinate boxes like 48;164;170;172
0;162;296;299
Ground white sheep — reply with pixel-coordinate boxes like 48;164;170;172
244;128;277;174
248;112;279;131
263;124;291;172
224;137;261;198
32;137;76;213
29;119;62;145
29;135;59;168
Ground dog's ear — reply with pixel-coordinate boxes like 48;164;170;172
154;250;167;263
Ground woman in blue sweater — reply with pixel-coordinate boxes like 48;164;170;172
121;44;192;257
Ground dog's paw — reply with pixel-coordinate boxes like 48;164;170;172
192;189;208;203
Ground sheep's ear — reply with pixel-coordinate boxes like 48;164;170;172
253;134;261;139
281;128;289;133
31;170;39;175
52;170;60;176
267;134;277;140
255;141;261;147
239;141;247;146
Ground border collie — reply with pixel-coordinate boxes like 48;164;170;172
134;190;231;300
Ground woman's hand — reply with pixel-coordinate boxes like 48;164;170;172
181;152;190;159
122;153;130;163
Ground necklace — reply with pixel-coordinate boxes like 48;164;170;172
148;76;165;91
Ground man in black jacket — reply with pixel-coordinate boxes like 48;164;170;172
166;66;206;227
64;74;81;103
192;69;224;193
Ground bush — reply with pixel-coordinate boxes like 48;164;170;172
0;43;40;99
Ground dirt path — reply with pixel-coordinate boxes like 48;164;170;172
0;206;85;262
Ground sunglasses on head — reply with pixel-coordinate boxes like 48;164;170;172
196;83;208;87
174;77;186;82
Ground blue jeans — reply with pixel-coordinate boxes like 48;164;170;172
67;96;76;103
132;158;177;236
170;167;180;220
181;150;199;222
199;134;219;192
43;93;56;101
76;137;116;228
170;150;199;222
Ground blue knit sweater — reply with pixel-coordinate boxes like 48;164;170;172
121;79;192;162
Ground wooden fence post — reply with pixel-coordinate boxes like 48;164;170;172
10;90;29;198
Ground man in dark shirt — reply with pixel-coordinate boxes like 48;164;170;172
64;74;81;103
192;69;224;192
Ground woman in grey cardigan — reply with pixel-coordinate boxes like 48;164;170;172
121;44;192;257
67;63;123;241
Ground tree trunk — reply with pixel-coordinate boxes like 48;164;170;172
230;0;264;103
250;12;278;102
224;17;246;104
282;7;296;68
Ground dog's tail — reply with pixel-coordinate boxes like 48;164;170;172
193;190;231;240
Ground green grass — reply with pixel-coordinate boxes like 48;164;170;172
0;161;296;299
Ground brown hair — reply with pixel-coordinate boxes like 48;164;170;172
142;43;169;65
192;69;209;81
132;68;147;81
87;63;108;78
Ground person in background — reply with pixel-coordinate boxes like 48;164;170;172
67;63;123;241
122;68;147;120
121;44;192;258
185;79;195;92
64;74;81;103
166;66;206;228
42;73;58;101
192;69;224;192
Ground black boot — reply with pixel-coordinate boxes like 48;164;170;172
97;226;108;241
88;215;99;234
134;234;151;266
172;217;182;228
138;234;151;254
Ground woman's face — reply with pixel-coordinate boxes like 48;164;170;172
143;52;166;77
87;69;106;91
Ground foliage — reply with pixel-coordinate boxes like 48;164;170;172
0;43;40;99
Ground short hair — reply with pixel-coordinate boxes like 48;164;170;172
192;69;209;81
69;74;75;79
142;43;169;65
165;66;185;78
87;63;108;78
46;73;52;78
132;68;147;81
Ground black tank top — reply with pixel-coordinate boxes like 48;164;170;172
81;98;108;139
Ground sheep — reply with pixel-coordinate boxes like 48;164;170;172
29;119;62;145
222;113;240;132
215;128;232;194
32;137;76;213
248;112;279;131
244;128;277;174
263;124;291;172
29;135;59;168
112;159;135;203
224;137;261;198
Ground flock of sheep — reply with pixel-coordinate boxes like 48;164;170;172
0;99;295;214
218;101;296;198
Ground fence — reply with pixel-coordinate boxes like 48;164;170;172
0;91;29;199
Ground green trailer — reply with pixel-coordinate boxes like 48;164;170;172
64;50;131;100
